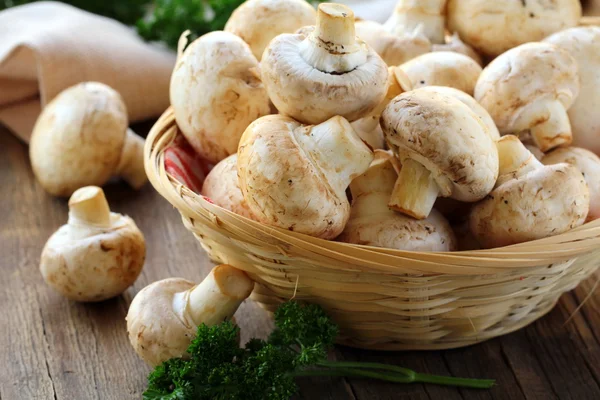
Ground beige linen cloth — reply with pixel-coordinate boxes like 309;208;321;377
0;1;176;143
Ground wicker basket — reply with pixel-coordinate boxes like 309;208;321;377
145;104;600;351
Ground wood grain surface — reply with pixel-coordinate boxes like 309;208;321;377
1;124;599;400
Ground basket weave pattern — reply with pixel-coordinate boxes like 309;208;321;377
145;107;600;350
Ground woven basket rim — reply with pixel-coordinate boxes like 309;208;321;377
144;107;600;275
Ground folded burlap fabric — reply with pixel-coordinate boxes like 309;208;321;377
0;1;176;143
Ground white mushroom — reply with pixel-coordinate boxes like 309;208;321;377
399;51;482;95
470;135;589;248
447;0;582;58
238;114;373;239
201;154;255;219
126;264;254;366
338;150;456;251
40;186;145;302
29;82;147;197
384;0;447;44
432;32;483;65
170;31;271;164
543;147;600;221
260;3;388;124
381;89;498;219
475;42;579;153
224;0;317;60
544;27;600;156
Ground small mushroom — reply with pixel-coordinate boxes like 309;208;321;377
432;32;483;65
338;150;456;251
447;0;582;58
29;82;147;197
355;20;431;66
381;89;498;219
544;27;600;156
384;0;447;44
399;51;482;95
201;154;255;220
224;0;317;60
126;264;254;366
543;147;600;221
238;114;373;239
260;3;388;124
170;31;271;164
40;186;145;302
474;42;580;153
469;135;589;248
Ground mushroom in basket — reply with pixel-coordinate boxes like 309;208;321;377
338;150;456;251
469;135;590;249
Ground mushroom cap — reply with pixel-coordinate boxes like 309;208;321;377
170;31;271;164
474;42;579;135
470;163;589;248
447;0;582;58
126;278;197;366
201;154;256;219
29;82;128;197
355;20;431;66
544;27;600;155
419;86;499;140
224;0;316;60
260;27;389;124
399;51;482;95
543;147;600;220
381;89;498;202
431;32;483;66
40;213;145;302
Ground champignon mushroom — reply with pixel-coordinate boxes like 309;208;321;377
201;154;255;219
355;20;431;66
260;3;388;124
384;0;447;44
469;135;589;248
29;82;147;197
432;32;483;65
543;146;600;221
170;31;271;164
238;114;373;239
447;0;582;58
381;89;498;219
40;186;145;302
338;150;456;251
224;0;316;60
544;27;600;156
126;264;254;366
474;42;580;153
399;51;482;95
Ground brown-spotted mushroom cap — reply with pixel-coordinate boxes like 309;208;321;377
474;42;580;153
384;0;448;45
224;0;316;60
126;265;254;366
238;114;373;239
469;135;589;248
355;20;431;66
399;51;482;95
338;150;456;251
260;3;388;124
170;31;271;164
29;82;147;197
544;27;600;156
201;154;256;220
447;0;582;58
381;89;498;219
40;186;145;302
543;147;600;221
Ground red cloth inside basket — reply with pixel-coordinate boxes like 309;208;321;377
164;134;213;194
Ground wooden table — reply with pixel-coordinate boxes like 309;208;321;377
1;124;599;400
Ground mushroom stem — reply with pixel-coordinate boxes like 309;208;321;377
299;3;367;73
385;0;447;44
181;264;254;327
496;135;543;186
388;159;440;220
116;129;147;190
68;186;111;227
527;100;572;152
